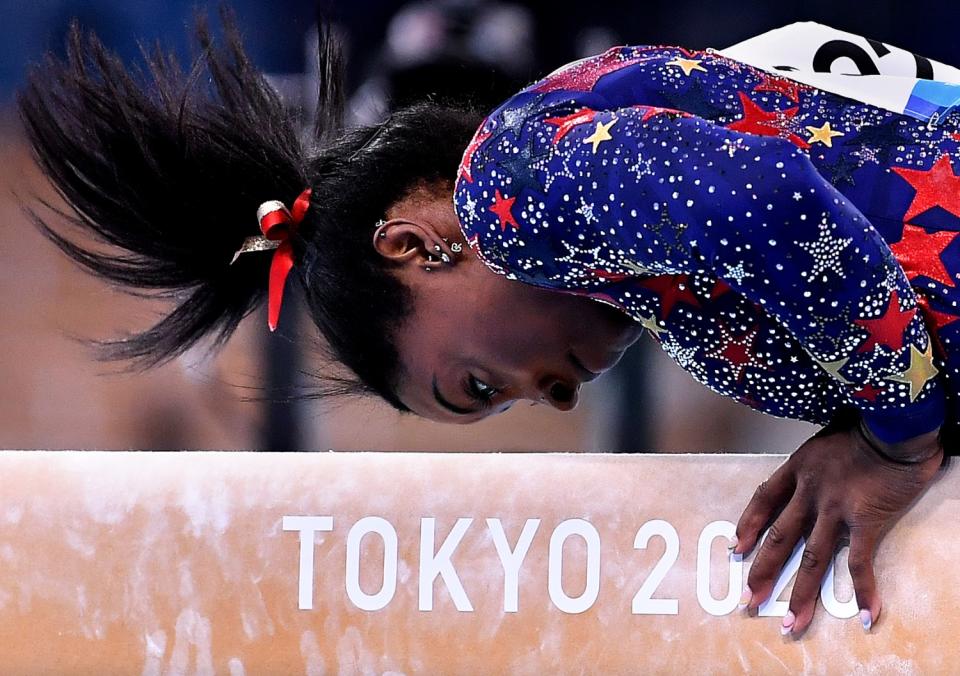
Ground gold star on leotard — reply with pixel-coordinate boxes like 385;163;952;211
885;342;939;402
806;121;845;147
666;57;707;76
638;312;667;339
817;357;853;385
583;118;617;154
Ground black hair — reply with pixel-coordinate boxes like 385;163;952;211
17;14;484;411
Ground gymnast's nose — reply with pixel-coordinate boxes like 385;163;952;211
538;379;580;411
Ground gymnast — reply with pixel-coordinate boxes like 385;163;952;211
19;20;960;637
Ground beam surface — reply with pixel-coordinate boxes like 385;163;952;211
0;451;955;674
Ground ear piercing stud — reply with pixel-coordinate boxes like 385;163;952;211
441;237;464;253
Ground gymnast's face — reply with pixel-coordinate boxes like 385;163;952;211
374;185;642;423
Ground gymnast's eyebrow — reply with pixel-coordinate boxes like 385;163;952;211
432;374;476;416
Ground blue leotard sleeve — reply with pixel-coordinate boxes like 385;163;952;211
455;74;944;442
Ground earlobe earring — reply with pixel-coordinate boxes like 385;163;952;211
430;240;457;266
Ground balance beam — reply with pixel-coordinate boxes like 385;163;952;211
0;451;954;673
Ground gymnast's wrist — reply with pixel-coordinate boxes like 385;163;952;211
859;383;945;446
857;420;943;465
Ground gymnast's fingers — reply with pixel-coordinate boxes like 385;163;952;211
742;497;808;612
783;516;840;636
848;526;882;632
734;460;796;555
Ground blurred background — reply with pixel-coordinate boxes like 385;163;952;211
2;0;958;452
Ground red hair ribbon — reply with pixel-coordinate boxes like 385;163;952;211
256;188;312;331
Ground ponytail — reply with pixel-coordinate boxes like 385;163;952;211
20;13;485;411
18;15;308;366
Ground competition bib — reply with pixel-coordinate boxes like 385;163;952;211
718;22;960;124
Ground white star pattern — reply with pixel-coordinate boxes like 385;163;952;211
532;144;576;191
723;262;752;284
576;198;598;224
460;193;479;223
556;239;602;268
628;153;654;179
450;44;952;434
797;216;852;280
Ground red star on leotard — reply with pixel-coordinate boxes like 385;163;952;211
916;295;957;360
853;290;918;353
918;295;960;332
458;128;492;183
726;91;810;149
544;109;597;144
709;280;733;300
752;74;804;103
640;274;701;319
489;189;519;231
892;154;960;221
706;323;765;382
853;383;885;402
889;223;959;287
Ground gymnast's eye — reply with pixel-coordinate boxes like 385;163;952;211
466;374;499;406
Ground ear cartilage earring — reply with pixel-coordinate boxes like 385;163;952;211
427;254;439;263
434;244;442;252
374;218;386;228
378;232;387;238
441;253;451;264
425;266;433;272
450;242;463;253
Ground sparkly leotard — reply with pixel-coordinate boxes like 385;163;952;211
454;46;960;442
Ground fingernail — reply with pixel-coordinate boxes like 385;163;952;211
728;535;739;551
860;609;872;632
781;611;795;636
738;585;752;611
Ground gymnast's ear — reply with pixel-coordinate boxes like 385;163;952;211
372;219;444;267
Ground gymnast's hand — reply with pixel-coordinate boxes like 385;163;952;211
731;416;943;636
